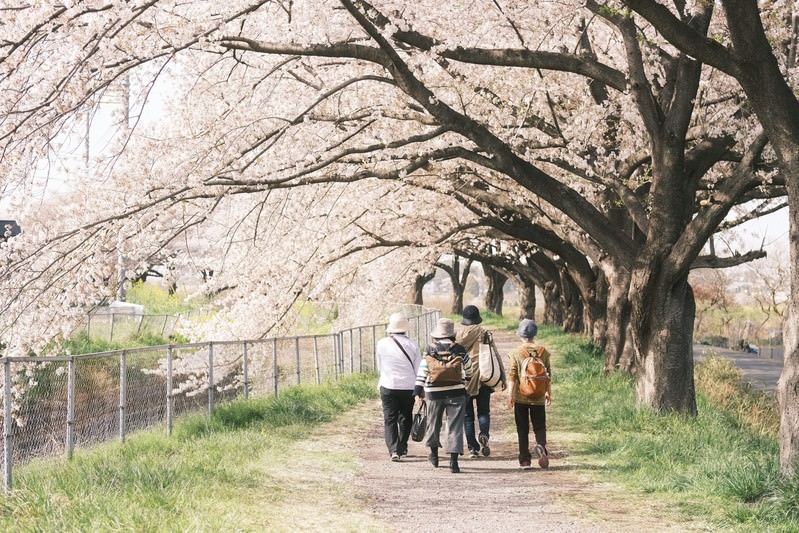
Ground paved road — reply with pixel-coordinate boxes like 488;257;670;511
694;344;783;393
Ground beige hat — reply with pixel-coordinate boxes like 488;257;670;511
431;318;456;339
386;312;411;334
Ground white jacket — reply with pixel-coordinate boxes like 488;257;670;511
376;334;421;390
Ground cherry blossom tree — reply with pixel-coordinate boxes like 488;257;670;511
623;0;799;477
0;1;787;422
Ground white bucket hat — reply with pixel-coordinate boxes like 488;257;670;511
386;312;411;334
431;318;456;339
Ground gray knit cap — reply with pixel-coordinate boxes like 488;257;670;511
517;319;538;339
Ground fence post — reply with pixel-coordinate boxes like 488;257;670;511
207;342;215;415
119;350;127;443
332;335;339;380
109;313;116;343
272;338;278;398
349;330;354;375
243;342;249;401
161;315;169;337
313;336;321;385
295;337;301;385
166;345;173;437
4;358;13;491
372;325;377;370
358;327;363;372
340;334;345;376
136;314;144;335
87;314;91;339
66;357;75;460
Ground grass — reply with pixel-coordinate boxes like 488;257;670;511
126;282;200;316
540;324;799;531
8;312;799;531
61;332;183;356
1;373;381;532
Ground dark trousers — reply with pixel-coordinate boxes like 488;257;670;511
464;385;492;452
380;387;414;456
514;403;546;462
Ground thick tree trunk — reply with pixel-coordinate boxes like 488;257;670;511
779;292;799;475
630;272;697;414
409;271;435;305
778;170;799;474
518;281;536;321
542;280;563;325
451;289;464;315
587;269;608;350
560;271;583;333
483;264;507;315
603;265;632;373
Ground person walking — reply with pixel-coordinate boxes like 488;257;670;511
507;318;552;470
455;305;506;459
376;312;422;462
414;317;472;473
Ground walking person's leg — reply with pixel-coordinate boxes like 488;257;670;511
530;404;549;468
424;398;446;467
444;395;466;473
396;390;414;457
380;387;401;459
514;403;532;468
475;386;492;456
463;395;480;456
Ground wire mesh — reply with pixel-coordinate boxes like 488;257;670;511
8;360;70;464
72;356;121;449
0;307;441;489
125;347;169;435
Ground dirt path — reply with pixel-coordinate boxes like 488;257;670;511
348;332;709;532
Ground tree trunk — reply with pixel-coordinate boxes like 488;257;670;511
603;264;632;373
779;288;799;475
483;264;507;315
586;269;608;349
410;270;435;305
518;281;536;321
542;280;563;325
630;270;697;414
778;178;799;474
560;271;583;333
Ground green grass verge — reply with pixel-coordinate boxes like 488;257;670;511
540;325;799;532
0;374;380;532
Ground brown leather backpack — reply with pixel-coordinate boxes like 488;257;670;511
519;347;549;399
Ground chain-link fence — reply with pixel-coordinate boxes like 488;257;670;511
1;306;440;490
79;313;181;342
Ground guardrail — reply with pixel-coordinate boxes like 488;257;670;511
1;306;440;490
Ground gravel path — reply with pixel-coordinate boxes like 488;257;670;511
350;332;708;532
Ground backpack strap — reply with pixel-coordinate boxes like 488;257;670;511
390;335;416;370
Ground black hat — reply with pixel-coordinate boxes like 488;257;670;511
461;305;482;325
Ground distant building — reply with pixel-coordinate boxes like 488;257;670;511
0;220;20;242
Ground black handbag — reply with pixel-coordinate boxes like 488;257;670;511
411;400;427;442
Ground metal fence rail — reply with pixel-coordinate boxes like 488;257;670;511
0;306;439;490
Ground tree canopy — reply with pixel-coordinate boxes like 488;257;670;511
0;2;791;430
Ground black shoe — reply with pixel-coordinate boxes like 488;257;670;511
428;448;439;468
449;453;460;473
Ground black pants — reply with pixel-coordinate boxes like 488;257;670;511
380;387;414;456
514;403;546;462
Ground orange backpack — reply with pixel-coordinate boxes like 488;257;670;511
519;347;549;399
